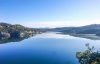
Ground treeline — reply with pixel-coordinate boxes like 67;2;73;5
0;23;40;39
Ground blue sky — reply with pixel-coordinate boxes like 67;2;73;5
0;0;100;28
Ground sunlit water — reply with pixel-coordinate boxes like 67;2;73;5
0;32;100;64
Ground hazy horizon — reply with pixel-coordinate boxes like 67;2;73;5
0;0;100;28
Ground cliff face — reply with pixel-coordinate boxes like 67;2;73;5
0;23;40;39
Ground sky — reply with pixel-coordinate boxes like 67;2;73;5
0;0;100;28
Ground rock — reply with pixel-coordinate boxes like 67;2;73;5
0;32;10;39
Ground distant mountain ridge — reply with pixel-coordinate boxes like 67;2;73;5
44;24;100;38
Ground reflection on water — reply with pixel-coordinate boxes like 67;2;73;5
71;34;100;40
0;38;27;44
1;32;100;44
0;34;36;44
0;32;100;64
60;33;100;40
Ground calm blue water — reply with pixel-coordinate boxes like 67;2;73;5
0;32;100;64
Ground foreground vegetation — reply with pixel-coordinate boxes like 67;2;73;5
76;43;100;64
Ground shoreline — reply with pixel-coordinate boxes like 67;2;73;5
59;32;100;40
70;34;100;40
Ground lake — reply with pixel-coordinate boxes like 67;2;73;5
0;32;100;64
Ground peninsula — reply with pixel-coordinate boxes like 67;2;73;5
0;23;41;40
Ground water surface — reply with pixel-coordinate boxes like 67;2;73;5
0;32;100;64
